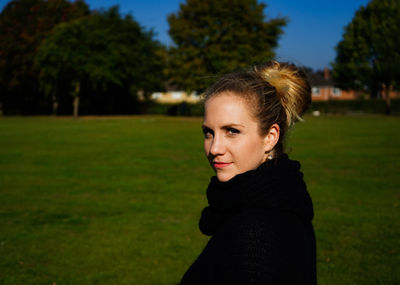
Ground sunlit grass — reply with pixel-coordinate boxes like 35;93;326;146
0;114;399;284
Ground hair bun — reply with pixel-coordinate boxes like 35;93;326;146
262;68;290;98
257;61;311;128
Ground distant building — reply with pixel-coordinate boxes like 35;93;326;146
307;68;357;101
307;68;399;101
150;68;399;103
150;91;200;103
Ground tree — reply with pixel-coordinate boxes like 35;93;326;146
0;0;89;114
332;0;400;114
35;6;164;117
167;0;287;92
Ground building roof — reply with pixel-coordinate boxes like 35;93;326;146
306;68;336;87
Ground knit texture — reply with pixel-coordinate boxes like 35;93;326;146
180;154;317;284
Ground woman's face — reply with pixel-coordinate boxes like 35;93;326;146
202;92;275;182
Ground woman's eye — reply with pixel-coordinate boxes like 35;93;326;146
227;128;240;135
202;128;213;138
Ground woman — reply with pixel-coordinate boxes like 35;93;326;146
180;61;317;284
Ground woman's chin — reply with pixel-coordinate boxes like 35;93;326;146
216;172;235;182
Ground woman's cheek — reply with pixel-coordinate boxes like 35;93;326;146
204;139;210;156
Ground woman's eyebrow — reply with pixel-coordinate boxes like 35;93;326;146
221;123;245;128
202;123;245;130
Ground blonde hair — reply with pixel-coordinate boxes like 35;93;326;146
204;60;311;156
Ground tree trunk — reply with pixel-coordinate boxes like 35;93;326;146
73;96;79;118
52;95;58;116
72;82;80;118
384;84;392;115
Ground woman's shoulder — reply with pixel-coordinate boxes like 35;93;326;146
208;208;316;284
225;208;307;234
216;208;313;255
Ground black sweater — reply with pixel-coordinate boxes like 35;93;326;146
180;154;317;284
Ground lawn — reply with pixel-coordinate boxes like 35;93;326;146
0;115;399;284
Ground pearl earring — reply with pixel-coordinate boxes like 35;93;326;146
267;154;273;160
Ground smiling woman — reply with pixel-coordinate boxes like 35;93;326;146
202;93;279;182
180;61;316;284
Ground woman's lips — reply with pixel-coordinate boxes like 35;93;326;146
213;162;232;168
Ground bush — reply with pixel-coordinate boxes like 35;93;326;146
310;99;400;115
143;101;204;116
142;99;400;117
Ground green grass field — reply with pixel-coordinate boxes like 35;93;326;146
0;115;399;284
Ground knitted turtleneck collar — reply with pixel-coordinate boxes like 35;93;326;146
199;154;314;236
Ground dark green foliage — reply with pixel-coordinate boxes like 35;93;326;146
145;102;204;116
0;0;89;114
34;6;165;116
143;99;400;117
0;1;165;115
310;99;400;115
332;0;400;113
167;0;287;92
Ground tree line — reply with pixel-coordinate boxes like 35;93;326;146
0;0;166;115
332;0;400;115
0;0;398;116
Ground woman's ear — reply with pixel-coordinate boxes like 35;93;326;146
264;123;280;152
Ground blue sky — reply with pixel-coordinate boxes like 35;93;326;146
1;0;371;70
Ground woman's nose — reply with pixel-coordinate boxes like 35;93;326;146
210;135;225;155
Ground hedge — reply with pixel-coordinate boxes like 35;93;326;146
142;99;400;116
143;101;204;116
310;99;400;115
